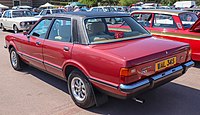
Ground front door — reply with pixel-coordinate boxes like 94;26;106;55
43;18;73;78
23;18;52;70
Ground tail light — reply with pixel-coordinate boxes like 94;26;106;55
187;48;192;61
120;67;137;84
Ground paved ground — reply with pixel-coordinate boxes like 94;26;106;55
0;30;200;115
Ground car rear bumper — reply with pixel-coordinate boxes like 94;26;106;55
119;61;194;97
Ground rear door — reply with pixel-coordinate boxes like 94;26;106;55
43;18;73;78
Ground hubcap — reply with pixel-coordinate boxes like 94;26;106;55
11;51;17;67
71;77;86;102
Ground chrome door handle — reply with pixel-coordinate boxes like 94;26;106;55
63;46;69;51
36;41;41;45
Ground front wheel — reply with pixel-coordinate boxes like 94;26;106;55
68;70;95;108
1;23;6;31
13;25;19;33
9;47;22;70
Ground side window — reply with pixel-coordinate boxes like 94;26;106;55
91;8;98;12
46;10;51;14
153;14;177;28
133;13;152;27
3;11;8;18
30;19;52;39
48;19;71;42
98;8;103;12
8;11;11;18
41;10;47;15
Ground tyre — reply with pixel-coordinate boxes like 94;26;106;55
68;70;95;108
1;23;6;31
13;25;19;33
9;47;22;70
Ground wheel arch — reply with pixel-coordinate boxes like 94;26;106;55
63;61;90;81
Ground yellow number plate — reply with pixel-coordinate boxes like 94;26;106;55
155;57;176;71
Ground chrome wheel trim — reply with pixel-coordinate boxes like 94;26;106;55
11;51;17;67
71;77;86;102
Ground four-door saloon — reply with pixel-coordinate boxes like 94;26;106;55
0;9;39;33
5;12;194;108
131;9;200;61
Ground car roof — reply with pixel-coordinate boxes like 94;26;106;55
43;12;130;18
5;9;30;12
132;9;192;16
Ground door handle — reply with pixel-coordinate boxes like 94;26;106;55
63;46;69;51
36;41;41;45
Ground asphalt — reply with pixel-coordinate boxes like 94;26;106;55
0;30;200;115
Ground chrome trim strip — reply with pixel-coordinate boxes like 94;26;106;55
89;77;118;89
119;61;194;91
120;79;150;90
151;66;183;81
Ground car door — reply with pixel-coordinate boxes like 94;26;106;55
150;13;179;38
43;18;73;78
22;18;53;70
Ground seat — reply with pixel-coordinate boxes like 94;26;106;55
87;22;114;42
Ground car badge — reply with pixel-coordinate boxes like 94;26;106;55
166;51;168;55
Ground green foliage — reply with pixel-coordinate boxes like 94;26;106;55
79;0;98;7
119;0;138;6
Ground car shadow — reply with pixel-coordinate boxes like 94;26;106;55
21;66;200;115
194;61;200;68
21;66;69;93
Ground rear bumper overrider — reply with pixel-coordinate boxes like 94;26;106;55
119;61;194;96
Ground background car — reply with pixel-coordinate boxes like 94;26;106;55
5;12;193;108
0;9;39;33
132;9;200;61
88;6;116;12
35;8;66;18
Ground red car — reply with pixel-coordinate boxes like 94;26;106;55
5;12;194;108
131;9;200;61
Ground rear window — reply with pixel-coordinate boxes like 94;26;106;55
179;13;198;29
84;16;150;44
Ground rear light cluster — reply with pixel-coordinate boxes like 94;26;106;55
187;48;192;61
120;67;137;84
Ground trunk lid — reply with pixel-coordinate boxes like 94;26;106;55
91;37;189;82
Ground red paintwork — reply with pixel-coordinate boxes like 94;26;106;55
131;11;200;61
5;30;190;97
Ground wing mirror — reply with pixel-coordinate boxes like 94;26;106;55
23;31;28;35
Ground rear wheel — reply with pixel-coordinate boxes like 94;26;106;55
68;70;95;108
13;25;19;33
9;47;22;70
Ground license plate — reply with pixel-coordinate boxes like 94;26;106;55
155;57;176;71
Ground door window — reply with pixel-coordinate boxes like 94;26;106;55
30;19;52;39
153;14;177;28
48;19;71;42
133;13;152;27
3;11;9;18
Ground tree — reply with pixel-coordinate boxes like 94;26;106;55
79;0;98;7
119;0;138;6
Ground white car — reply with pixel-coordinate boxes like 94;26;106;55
88;6;116;12
35;9;66;18
0;9;39;33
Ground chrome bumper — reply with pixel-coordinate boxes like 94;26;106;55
119;61;194;93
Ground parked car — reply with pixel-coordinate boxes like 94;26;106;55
131;9;200;61
35;9;66;18
5;12;194;108
112;6;128;12
0;9;39;33
89;6;116;12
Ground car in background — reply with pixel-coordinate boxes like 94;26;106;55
0;9;39;33
35;9;66;18
88;6;116;12
112;6;128;12
131;9;200;61
183;8;200;17
5;12;193;108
